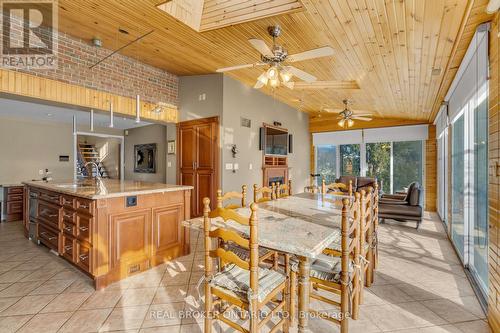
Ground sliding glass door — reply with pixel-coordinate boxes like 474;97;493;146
339;144;360;176
393;141;423;192
315;145;337;184
451;113;466;258
471;92;489;295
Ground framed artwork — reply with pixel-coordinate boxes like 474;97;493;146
134;143;156;173
167;140;176;155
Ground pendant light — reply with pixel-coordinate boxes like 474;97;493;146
135;95;141;123
109;101;114;128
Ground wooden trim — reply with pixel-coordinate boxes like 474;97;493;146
0;69;178;123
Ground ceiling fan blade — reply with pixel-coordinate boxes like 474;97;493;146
352;116;372;121
248;38;273;57
286;66;317;82
253;80;265;89
216;64;254;72
323;108;343;113
352;113;372;117
287;46;334;63
282;81;294;89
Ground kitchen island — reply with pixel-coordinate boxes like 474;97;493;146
23;179;192;289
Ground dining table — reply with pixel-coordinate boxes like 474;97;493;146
182;192;352;333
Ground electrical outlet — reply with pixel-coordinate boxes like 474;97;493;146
234;163;239;170
167;161;172;167
249;163;253;170
225;163;233;170
38;169;44;175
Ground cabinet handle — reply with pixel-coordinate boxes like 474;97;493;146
79;226;89;232
79;204;89;209
79;254;88;260
40;231;47;237
48;236;57;241
45;195;59;201
64;226;72;232
64;214;72;219
65;245;72;251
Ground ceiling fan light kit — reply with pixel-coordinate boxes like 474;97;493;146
217;25;334;90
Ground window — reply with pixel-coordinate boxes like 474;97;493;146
393;141;423;192
339;144;360;176
366;142;391;193
315;145;336;184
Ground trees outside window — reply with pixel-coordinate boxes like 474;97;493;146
340;144;360;176
366;142;391;193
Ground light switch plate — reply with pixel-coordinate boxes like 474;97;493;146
225;163;233;170
249;163;253;170
234;163;239;170
167;162;172;167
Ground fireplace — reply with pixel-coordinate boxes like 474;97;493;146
268;176;284;186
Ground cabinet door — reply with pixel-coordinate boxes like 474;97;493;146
152;205;183;261
178;126;197;215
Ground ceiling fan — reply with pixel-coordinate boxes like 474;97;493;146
216;25;334;89
323;99;373;128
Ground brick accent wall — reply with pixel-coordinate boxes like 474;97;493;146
2;14;178;106
489;13;500;332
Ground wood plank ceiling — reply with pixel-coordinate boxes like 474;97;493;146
56;0;491;122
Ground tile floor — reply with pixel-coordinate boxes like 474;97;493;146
0;213;492;332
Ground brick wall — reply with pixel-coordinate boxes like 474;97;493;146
489;13;500;332
2;14;178;106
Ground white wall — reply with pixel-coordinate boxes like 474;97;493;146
178;74;310;197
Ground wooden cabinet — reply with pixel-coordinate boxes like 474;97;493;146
3;186;24;222
177;116;219;217
25;184;191;290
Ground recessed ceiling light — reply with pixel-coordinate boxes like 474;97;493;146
431;68;442;76
46;113;52;116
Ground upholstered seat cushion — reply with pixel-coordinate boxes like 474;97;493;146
292;253;353;284
226;243;273;261
210;264;285;303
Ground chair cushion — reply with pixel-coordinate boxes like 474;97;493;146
291;254;353;284
408;186;421;206
404;182;419;203
210;264;285;303
226;243;272;261
379;203;422;217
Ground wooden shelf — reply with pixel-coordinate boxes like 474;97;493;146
264;155;287;167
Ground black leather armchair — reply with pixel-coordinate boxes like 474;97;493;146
379;182;424;229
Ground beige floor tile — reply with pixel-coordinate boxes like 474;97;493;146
117;288;157;307
80;290;123;310
40;292;93;313
160;271;191;286
362;302;447;331
0;294;56;316
141;302;185;328
420;298;481;323
59;308;113;333
29;278;74;295
64;278;96;293
453;319;492;333
0;297;20;312
0;314;33;333
19;269;58;282
368;284;416;304
17;311;73;333
153;285;189;304
0;270;34;283
141;326;180;333
0;261;24;272
99;305;149;332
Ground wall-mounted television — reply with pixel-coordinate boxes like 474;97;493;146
260;126;288;156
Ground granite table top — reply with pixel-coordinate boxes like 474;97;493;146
23;179;193;200
183;193;351;259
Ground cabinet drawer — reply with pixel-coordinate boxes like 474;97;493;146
62;209;75;224
76;198;93;215
61;195;75;209
38;201;61;230
7;194;23;202
6;201;23;214
76;241;91;272
62;221;76;237
76;214;91;243
7;186;23;194
40;191;60;205
38;225;59;251
62;236;75;262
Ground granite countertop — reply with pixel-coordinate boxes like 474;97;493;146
23;179;193;200
183;196;343;259
0;183;24;187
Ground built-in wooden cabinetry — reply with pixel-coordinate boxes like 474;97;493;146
3;186;24;222
25;185;191;289
177;116;219;217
